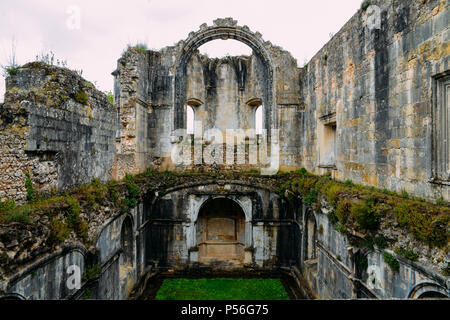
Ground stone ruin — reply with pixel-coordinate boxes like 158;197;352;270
0;0;448;300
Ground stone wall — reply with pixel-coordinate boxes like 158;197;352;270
0;201;146;300
1;245;87;300
112;18;302;175
300;0;450;201
303;201;449;299
0;62;116;202
112;49;154;178
92;205;144;300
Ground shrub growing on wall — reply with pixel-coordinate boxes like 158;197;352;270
350;197;380;231
360;0;371;12
74;90;89;105
383;252;400;272
25;172;35;203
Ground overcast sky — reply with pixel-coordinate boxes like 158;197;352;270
0;0;363;102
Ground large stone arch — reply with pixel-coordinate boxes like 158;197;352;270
408;282;449;299
0;293;27;300
174;18;275;133
193;195;253;223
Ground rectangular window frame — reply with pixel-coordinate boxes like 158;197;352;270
318;112;337;169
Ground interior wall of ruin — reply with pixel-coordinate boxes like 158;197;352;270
300;0;450;201
112;18;303;174
186;54;262;132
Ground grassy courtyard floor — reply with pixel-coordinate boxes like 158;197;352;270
154;278;290;300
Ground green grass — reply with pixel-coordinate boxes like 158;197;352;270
155;278;290;300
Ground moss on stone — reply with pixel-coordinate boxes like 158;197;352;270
5;65;20;76
360;0;371;12
335;199;351;225
383;252;400;272
395;247;419;262
82;264;102;283
442;266;450;277
106;92;114;105
74;90;89;105
374;235;388;249
349;198;380;231
49;217;70;243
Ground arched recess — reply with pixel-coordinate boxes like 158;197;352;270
304;209;317;261
0;293;26;300
408;282;449;299
195;197;247;264
418;291;448;299
174;19;274;135
121;216;134;266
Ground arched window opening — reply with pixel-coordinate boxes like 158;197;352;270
198;39;252;58
186;105;195;135
121;217;133;266
116;106;121;140
255;106;263;135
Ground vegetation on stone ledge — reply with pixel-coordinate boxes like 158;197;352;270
4;65;20;76
364;234;388;250
360;0;371;13
82;264;102;283
125;177;140;209
287;169;449;249
127;43;148;55
0;201;32;225
394;248;419;262
383;252;400;272
106;91;114;105
0;169;449;265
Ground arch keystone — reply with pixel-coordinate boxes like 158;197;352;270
213;17;238;27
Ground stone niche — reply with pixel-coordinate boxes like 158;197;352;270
318;112;337;169
196;198;246;265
